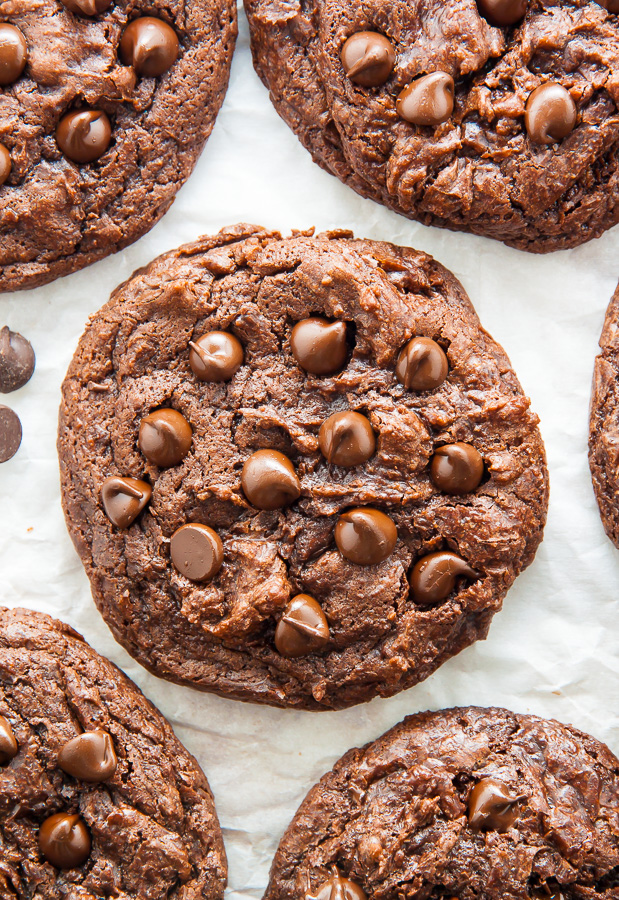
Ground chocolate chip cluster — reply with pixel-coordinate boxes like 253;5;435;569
101;316;484;661
0;3;179;182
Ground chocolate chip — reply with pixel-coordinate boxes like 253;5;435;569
56;110;112;164
241;449;301;510
274;595;330;657
396;336;448;391
308;872;367;900
0;145;11;186
120;18;179;78
170;523;223;582
189;331;244;382
61;0;112;13
340;32;395;87
335;508;397;565
138;409;192;467
38;814;91;869
290;318;348;375
409;551;477;605
58;731;117;783
0;327;35;393
468;778;521;831
0;24;27;87
476;0;527;25
101;476;152;529
599;0;619;11
430;442;484;494
319;411;375;467
0;406;22;463
0;715;18;764
525;83;577;145
397;72;455;126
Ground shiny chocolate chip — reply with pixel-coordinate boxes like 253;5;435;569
189;330;244;382
468;778;521;831
0;24;27;86
341;31;395;87
430;442;484;494
397;72;454;126
599;0;619;11
39;814;91;869
61;0;113;14
56;109;112;164
0;327;35;393
335;508;397;565
525;83;577;145
0;405;21;463
0;145;11;186
101;476;152;529
319;411;375;467
290;318;348;376
476;0;527;25
308;872;367;900
119;17;179;77
0;715;17;764
138;408;192;467
396;336;448;391
58;731;117;783
170;523;223;582
275;595;330;658
241;449;301;510
410;551;477;606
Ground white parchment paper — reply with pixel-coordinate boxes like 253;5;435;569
2;7;619;898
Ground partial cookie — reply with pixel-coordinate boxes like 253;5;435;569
265;707;619;900
245;0;619;253
589;281;619;545
0;606;227;899
58;224;548;710
0;0;236;292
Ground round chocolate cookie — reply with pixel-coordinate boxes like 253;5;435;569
265;707;619;900
0;606;227;898
245;0;619;253
0;0;236;293
589;281;619;546
58;224;548;710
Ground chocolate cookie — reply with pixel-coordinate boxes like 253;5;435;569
58;224;548;710
589;281;619;546
0;0;236;293
265;707;619;900
245;0;619;253
0;606;227;898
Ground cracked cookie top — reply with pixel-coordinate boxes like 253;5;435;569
58;224;548;710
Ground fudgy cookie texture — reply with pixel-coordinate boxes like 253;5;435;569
0;606;227;899
265;707;619;900
589;282;619;546
58;224;548;710
0;0;236;293
245;0;619;253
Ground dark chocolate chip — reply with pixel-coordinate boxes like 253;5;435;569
56;110;112;164
0;145;11;186
189;331;244;382
38;814;91;869
0;715;18;764
290;318;348;375
410;551;477;606
468;778;521;831
319;410;375;467
397;72;455;126
335;508;397;565
0;24;27;86
138;409;192;467
241;449;301;509
0;327;35;393
430;443;484;494
119;18;179;78
170;523;224;582
274;595;330;657
61;0;113;14
477;0;527;25
308;871;367;900
525;83;577;145
101;476;152;529
396;336;448;391
58;731;117;783
341;32;395;88
0;406;22;463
